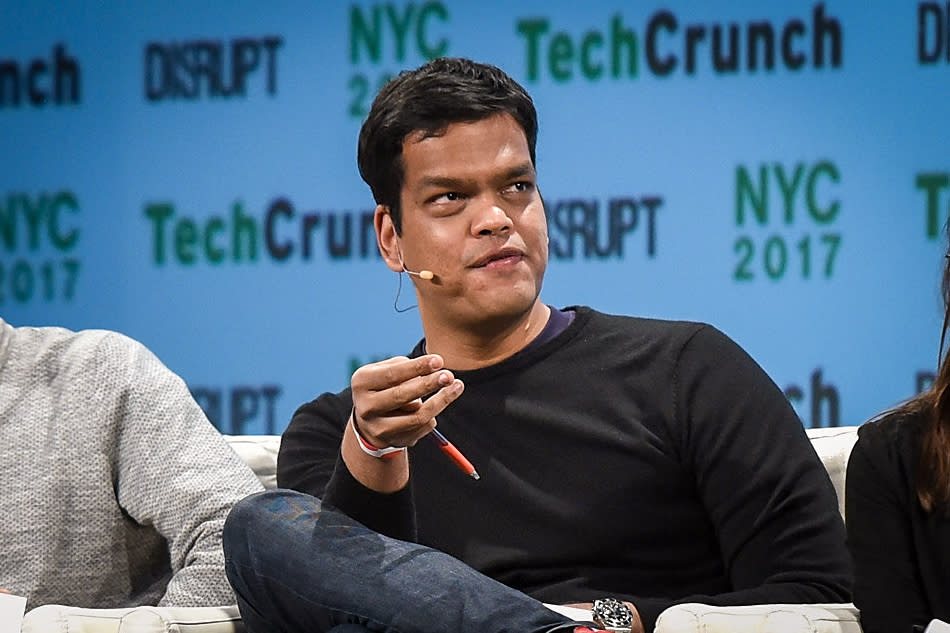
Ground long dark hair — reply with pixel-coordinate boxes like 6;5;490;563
893;246;950;512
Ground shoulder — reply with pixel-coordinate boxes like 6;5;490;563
846;410;925;502
853;410;923;464
6;323;157;383
566;308;752;384
843;413;928;532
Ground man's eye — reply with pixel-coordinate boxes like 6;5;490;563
508;182;533;193
430;192;461;203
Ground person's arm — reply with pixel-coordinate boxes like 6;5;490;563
846;424;929;633
629;326;852;631
107;334;264;607
278;389;418;540
277;354;463;541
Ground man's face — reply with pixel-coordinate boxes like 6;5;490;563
384;112;548;331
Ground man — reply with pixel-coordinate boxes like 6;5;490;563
0;317;264;610
223;57;851;633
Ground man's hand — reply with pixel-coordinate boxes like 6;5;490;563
342;354;464;492
351;354;463;448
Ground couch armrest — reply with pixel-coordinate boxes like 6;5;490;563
654;603;861;633
225;435;280;489
21;605;243;633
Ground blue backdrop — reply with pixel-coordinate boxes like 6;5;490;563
1;1;947;434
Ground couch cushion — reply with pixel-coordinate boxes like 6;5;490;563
805;426;859;521
225;435;280;489
21;605;243;633
655;602;861;633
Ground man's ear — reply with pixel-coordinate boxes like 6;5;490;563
375;205;404;273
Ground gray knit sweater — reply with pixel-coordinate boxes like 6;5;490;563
0;318;263;610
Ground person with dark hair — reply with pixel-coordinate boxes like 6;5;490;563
846;244;950;633
223;57;851;633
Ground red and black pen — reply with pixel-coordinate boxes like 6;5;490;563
429;429;480;480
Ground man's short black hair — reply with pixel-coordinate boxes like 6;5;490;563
357;57;538;234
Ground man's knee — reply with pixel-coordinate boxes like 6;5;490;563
224;490;322;557
224;491;264;553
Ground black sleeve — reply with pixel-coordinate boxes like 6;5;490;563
846;423;928;633
277;389;416;541
634;325;853;630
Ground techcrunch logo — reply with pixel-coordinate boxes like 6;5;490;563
144;198;379;265
145;194;662;266
517;3;841;82
0;43;80;108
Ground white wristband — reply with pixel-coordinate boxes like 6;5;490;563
351;415;407;459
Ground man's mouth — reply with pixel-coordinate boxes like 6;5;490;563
473;247;524;268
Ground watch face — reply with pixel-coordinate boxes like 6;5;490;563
592;598;633;632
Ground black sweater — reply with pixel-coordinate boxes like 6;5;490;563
279;307;852;631
846;412;950;633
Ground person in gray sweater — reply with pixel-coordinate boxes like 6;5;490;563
0;317;263;611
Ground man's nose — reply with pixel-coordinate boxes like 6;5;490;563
471;201;513;236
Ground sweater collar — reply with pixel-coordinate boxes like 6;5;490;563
412;306;591;382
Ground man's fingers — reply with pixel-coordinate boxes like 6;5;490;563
349;354;465;447
368;380;465;447
354;356;453;416
354;355;443;392
424;379;464;417
397;378;464;423
383;368;454;408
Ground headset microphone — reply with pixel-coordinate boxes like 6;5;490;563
397;248;435;280
393;260;434;312
403;266;434;280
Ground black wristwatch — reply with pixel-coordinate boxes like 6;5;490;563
592;597;634;633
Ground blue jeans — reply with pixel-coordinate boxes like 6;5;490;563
223;489;579;633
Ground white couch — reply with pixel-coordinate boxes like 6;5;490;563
21;428;861;633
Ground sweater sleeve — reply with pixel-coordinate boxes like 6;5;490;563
846;421;929;633
277;390;416;541
108;334;265;607
634;325;852;630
